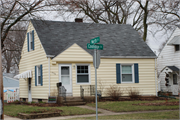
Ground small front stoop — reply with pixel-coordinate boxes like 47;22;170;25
63;97;86;106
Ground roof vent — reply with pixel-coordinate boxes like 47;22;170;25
75;18;83;22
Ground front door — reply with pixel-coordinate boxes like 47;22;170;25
28;78;32;102
172;74;179;95
59;64;72;96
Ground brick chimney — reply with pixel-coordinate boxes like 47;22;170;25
75;18;83;22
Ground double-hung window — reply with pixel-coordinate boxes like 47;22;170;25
27;30;34;52
29;32;33;50
35;65;43;86
37;66;41;85
121;65;133;83
116;63;139;84
77;65;90;84
173;74;177;85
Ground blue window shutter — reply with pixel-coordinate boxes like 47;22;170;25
32;30;34;50
134;63;139;83
27;33;29;52
35;66;37;86
40;65;43;86
116;64;121;84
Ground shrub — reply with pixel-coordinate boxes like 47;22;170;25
126;87;141;98
31;101;36;104
39;101;46;104
106;85;124;100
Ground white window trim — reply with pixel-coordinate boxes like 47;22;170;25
36;65;41;86
76;64;91;85
29;31;33;51
121;64;134;83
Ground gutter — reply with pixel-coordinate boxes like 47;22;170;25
100;56;157;59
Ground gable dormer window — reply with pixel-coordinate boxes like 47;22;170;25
27;30;34;52
175;45;179;51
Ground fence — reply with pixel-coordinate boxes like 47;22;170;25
6;90;19;103
80;85;102;99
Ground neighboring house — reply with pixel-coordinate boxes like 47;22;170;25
157;26;180;95
15;19;157;102
3;73;19;102
3;73;19;91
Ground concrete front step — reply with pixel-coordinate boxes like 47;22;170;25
62;97;86;106
63;102;86;106
64;99;84;102
66;97;83;100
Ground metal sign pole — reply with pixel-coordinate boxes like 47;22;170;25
94;49;98;120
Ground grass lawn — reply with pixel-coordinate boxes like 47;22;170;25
4;104;96;117
87;99;179;112
72;111;179;119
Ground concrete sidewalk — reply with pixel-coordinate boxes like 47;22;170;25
4;105;179;120
4;115;21;120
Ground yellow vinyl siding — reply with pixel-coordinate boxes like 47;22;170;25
51;44;156;97
19;22;49;99
50;43;93;95
52;43;93;62
96;58;156;96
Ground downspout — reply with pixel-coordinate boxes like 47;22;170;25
47;55;54;96
155;58;157;96
48;57;50;96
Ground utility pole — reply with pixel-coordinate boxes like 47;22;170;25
0;17;4;119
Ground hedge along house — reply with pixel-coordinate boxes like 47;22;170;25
16;19;157;102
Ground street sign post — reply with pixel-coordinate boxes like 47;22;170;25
93;51;100;69
90;37;100;45
87;43;103;50
87;37;103;120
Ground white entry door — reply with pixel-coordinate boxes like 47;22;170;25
28;78;32;102
59;64;72;95
172;74;179;95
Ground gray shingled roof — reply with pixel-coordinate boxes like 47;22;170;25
3;76;19;87
167;66;179;72
31;19;156;58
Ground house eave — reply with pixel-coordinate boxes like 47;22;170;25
101;56;157;59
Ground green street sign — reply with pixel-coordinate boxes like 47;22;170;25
87;43;103;50
90;37;100;45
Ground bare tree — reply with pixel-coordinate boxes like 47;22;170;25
2;23;27;73
59;0;156;41
0;0;62;52
0;0;67;73
154;0;180;28
60;0;179;42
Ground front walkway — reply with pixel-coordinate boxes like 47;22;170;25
4;105;179;120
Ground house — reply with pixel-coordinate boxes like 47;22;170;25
3;73;19;102
3;73;19;92
157;26;180;95
15;19;157;102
